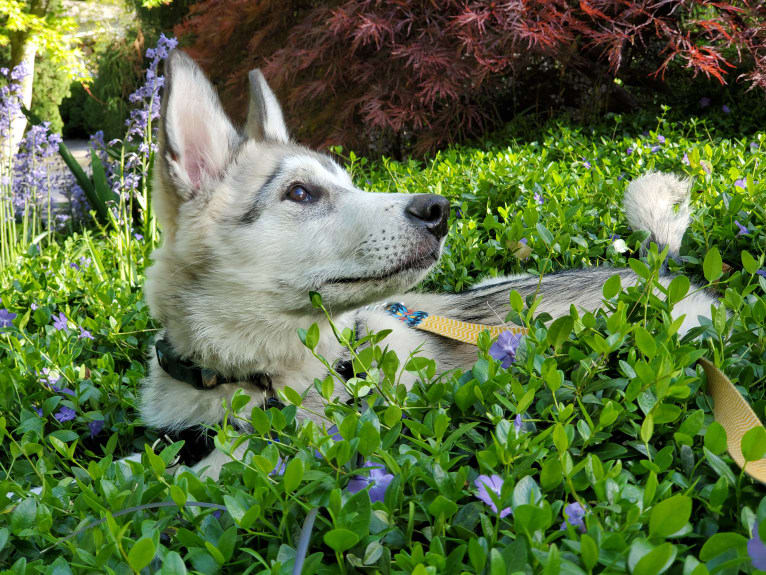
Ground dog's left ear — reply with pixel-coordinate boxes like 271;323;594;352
245;69;290;143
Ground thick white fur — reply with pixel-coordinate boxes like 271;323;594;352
624;172;691;257
137;51;717;480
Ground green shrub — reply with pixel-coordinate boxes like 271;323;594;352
0;113;764;572
60;33;144;140
29;53;71;134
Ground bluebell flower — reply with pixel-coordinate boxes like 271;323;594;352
489;331;523;368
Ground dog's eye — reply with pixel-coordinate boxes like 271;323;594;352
286;185;313;203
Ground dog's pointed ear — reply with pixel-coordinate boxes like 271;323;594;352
245;69;289;143
159;50;239;197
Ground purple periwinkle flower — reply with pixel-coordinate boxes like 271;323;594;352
722;105;731;114
735;221;749;236
134;233;143;241
79;326;94;340
88;420;105;438
34;407;43;417
30;303;37;311
514;413;523;432
54;407;76;423
79;257;91;268
326;424;343;442
626;147;633;155
0;309;16;328
699;97;711;108
52;312;68;331
682;153;690;165
70;262;80;271
270;456;287;477
560;502;587;532
735;179;746;189
39;368;61;386
489;331;523;368
757;269;766;278
751;142;760;153
52;384;75;397
650;145;661;154
347;461;393;503
474;474;511;518
533;191;544;205
657;135;665;144
582;158;591;170
749;521;766;570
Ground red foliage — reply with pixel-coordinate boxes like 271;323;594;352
176;0;766;155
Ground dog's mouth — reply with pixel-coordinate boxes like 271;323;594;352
327;247;439;285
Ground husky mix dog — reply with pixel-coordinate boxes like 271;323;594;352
138;51;715;478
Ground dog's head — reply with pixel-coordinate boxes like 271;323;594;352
148;50;449;334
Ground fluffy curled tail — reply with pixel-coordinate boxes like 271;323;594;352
623;172;691;257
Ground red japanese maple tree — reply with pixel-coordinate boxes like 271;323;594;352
176;0;766;155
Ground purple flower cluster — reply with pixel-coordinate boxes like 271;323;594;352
0;63;26;145
1;65;87;229
113;34;178;210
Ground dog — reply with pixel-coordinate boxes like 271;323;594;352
138;50;716;479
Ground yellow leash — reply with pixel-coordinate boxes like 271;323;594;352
699;359;766;483
386;303;766;484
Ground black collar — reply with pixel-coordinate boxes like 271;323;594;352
152;336;278;467
154;336;273;392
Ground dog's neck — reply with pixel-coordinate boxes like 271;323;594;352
158;305;350;378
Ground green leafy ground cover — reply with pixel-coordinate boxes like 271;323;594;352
1;113;765;573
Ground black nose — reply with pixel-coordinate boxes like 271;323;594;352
405;194;450;238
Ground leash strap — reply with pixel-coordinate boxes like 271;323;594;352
386;303;765;484
699;359;766;483
385;302;528;344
